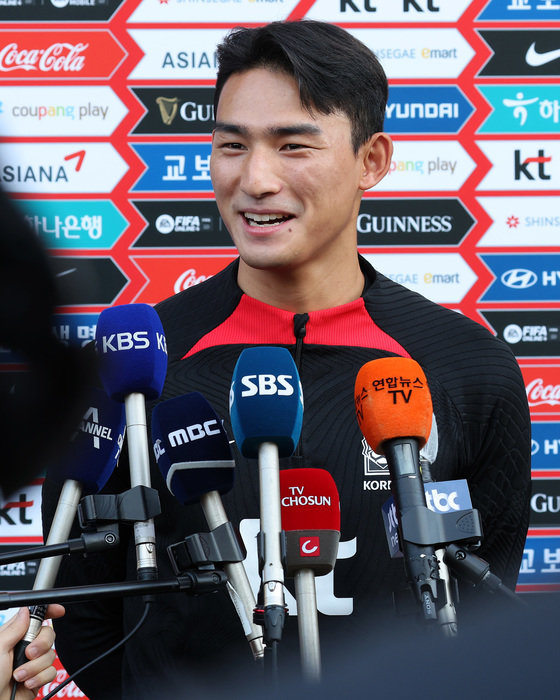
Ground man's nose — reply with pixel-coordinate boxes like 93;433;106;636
240;148;282;198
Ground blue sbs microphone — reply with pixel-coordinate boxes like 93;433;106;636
151;392;264;661
95;303;168;581
14;387;126;670
229;346;304;650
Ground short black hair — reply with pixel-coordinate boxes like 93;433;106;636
214;20;388;153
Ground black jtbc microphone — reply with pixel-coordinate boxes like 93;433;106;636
151;391;265;662
280;468;340;682
13;387;126;671
229;346;303;652
95;303;168;582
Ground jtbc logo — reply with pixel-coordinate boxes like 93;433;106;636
240;374;294;397
100;331;167;354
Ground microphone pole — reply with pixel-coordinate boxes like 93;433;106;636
95;303;168;585
12;387;126;673
229;346;304;667
280;468;340;682
151;391;264;661
355;357;440;623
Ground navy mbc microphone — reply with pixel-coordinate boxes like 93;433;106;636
151;391;264;661
13;387;126;672
229;346;303;652
95;303;168;582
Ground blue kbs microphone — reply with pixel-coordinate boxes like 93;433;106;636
95;303;168;581
14;387;125;672
151;392;264;661
229;346;304;650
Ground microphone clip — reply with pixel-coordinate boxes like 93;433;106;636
78;485;162;527
167;522;247;576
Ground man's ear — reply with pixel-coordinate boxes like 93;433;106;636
359;132;393;191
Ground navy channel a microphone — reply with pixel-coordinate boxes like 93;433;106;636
355;356;451;625
229;346;303;650
280;468;340;682
151;391;265;661
13;386;125;671
95;303;168;582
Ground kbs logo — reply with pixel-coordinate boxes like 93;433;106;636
99;331;167;354
168;420;219;447
240;374;295;398
0;31;125;79
300;537;320;557
522;365;560;416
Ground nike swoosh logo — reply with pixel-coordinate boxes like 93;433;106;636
525;42;560;67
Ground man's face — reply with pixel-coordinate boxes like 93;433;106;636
210;67;373;274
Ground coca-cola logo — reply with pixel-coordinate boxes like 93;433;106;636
0;31;126;79
174;269;212;292
0;42;88;73
38;669;86;697
526;378;560;407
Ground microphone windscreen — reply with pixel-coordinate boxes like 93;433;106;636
95;303;168;402
354;357;433;454
50;386;126;494
280;468;340;532
229;346;303;458
152;392;234;504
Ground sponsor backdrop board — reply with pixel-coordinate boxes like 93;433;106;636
0;0;559;694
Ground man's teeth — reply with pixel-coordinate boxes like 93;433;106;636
244;212;289;226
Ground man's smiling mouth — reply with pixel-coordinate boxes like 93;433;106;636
243;212;292;226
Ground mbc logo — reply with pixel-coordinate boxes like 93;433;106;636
168;419;220;447
240;374;294;397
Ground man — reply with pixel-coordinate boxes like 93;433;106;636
42;20;531;699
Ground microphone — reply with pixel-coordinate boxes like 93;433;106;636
354;357;441;622
229;346;303;651
95;303;168;582
280;468;340;681
151;391;265;661
13;386;126;670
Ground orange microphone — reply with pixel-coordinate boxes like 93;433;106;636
354;356;432;456
354;356;440;621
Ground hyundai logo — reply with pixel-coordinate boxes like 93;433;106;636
500;269;538;289
531;439;539;456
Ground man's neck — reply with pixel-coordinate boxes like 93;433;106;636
237;256;365;313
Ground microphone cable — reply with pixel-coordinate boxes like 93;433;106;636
10;601;152;700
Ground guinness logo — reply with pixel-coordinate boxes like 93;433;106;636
156;96;179;126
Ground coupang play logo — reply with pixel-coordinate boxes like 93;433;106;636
0;30;126;79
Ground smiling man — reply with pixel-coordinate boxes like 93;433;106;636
43;20;531;700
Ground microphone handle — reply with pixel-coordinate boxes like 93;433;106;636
258;441;285;645
125;393;157;579
294;569;321;682
420;459;458;636
200;491;265;661
13;479;83;671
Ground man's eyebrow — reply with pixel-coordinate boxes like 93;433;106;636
213;122;323;137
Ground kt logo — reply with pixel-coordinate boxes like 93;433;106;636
0;495;33;525
514;149;552;181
